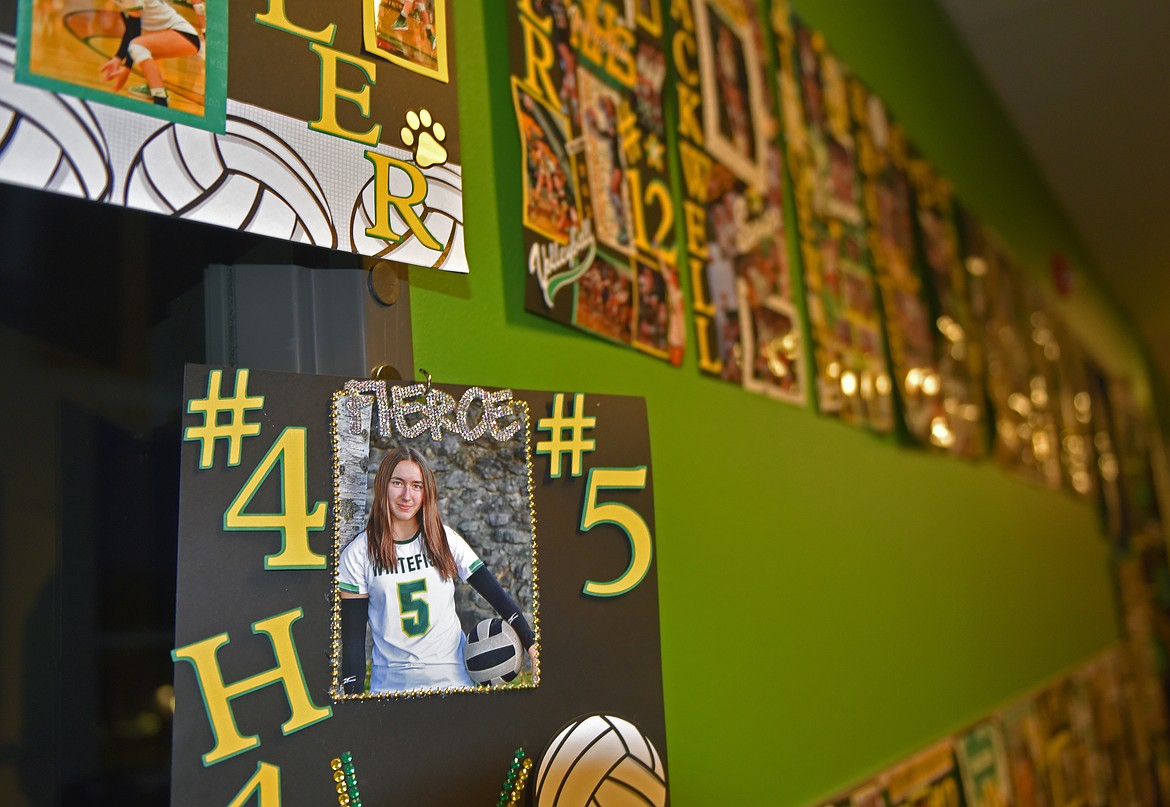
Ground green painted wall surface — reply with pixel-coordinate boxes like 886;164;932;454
410;3;1134;804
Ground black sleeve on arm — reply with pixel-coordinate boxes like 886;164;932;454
340;597;369;694
467;566;535;650
115;15;142;65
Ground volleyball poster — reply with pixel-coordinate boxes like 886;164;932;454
509;0;686;363
674;0;804;404
773;7;894;430
879;742;966;807
952;722;1010;807
171;366;668;804
908;155;989;459
850;87;941;446
958;210;1062;487
2;0;468;272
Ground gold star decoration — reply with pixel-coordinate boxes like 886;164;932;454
644;133;665;172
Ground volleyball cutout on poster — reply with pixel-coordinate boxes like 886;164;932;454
170;367;668;804
534;714;667;807
508;0;686;363
3;0;469;271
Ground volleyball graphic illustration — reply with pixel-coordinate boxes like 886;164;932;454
122;115;336;248
534;714;667;806
464;617;522;685
0;34;111;201
349;158;465;271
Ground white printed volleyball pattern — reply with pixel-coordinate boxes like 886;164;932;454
0;33;466;272
0;37;110;201
535;714;667;807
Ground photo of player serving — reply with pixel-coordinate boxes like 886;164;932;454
338;446;537;694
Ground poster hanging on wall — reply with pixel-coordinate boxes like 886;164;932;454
850;86;941;445
958;210;1061;487
880;742;966;807
816;783;884;807
171;366;668;804
672;0;804;402
2;0;467;271
952;721;1010;807
1077;650;1145;807
773;8;893;430
508;0;685;363
999;695;1054;807
1047;314;1096;498
908;156;988;459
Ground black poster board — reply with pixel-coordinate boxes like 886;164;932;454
172;365;668;805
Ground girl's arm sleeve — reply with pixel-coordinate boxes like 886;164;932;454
467;566;535;650
340;597;369;694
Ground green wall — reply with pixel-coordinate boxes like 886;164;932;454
411;2;1139;804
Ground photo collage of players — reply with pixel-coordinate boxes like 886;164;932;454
909;158;988;459
960;209;1068;486
852;87;945;446
774;11;894;429
507;0;1157;510
509;0;684;364
679;0;805;403
816;637;1170;807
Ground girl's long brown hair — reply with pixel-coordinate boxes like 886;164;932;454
366;446;457;581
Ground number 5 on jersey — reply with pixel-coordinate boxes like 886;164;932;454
397;580;431;636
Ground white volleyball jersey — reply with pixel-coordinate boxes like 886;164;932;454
116;0;198;36
339;525;483;673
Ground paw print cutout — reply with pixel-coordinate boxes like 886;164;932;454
401;108;447;169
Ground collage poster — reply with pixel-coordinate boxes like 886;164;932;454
907;155;989;459
880;742;966;807
773;8;893;430
1047;314;1096;498
3;0;468;270
509;0;686;362
953;722;1010;807
850;85;941;446
1085;357;1128;540
171;366;669;804
958;210;1062;487
673;0;804;402
811;643;1170;807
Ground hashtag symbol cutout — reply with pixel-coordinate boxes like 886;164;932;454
184;369;265;469
535;393;597;479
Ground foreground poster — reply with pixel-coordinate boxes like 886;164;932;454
3;0;467;270
508;0;685;362
172;366;668;804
